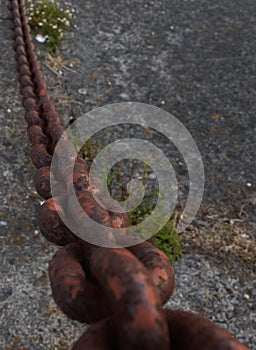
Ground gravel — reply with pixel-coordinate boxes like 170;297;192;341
0;0;255;349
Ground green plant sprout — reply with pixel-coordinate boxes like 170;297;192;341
26;0;76;53
80;139;182;264
150;211;182;265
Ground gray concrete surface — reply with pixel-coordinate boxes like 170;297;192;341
0;0;255;349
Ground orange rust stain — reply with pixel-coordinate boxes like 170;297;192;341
211;114;220;120
70;286;81;300
132;272;158;304
145;284;158;304
151;267;168;285
108;276;123;300
18;255;27;263
47;199;56;210
93;95;102;101
91;71;100;78
133;304;157;329
114;248;135;259
78;196;95;216
62;279;82;300
110;216;123;228
38;89;47;97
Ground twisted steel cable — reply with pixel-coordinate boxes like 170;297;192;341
8;1;249;349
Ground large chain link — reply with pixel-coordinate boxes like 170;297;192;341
9;1;249;349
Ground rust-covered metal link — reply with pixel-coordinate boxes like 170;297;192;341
72;319;117;350
164;309;249;350
90;247;170;350
49;243;111;323
72;309;249;350
128;241;175;304
38;197;79;246
49;241;173;349
9;1;249;349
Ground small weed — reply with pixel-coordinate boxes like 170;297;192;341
128;202;182;264
128;197;154;225
80;139;182;264
45;54;80;75
26;0;76;53
80;139;102;163
150;212;183;265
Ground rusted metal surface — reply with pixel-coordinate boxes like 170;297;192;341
49;243;110;323
90;247;170;350
129;241;175;304
33;166;52;199
165;309;249;350
9;0;249;349
38;198;78;246
72;319;117;350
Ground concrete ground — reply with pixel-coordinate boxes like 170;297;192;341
0;0;255;349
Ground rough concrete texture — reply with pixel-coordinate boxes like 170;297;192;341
0;0;255;349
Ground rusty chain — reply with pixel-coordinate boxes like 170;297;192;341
8;1;249;349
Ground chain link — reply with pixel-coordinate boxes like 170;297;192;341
9;1;249;349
